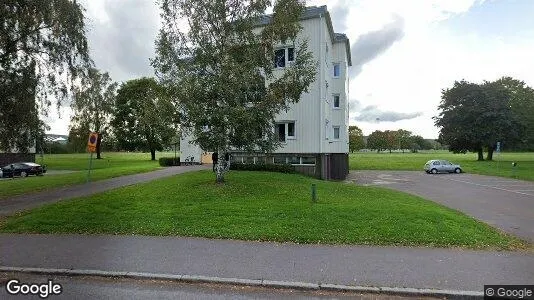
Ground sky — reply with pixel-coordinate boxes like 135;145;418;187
44;0;534;139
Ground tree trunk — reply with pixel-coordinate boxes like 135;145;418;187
486;147;494;161
150;149;156;161
477;148;484;161
96;133;102;159
216;157;225;183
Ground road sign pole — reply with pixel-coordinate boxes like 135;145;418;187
87;152;93;183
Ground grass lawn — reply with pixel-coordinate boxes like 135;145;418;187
0;152;176;199
1;170;526;250
350;151;534;181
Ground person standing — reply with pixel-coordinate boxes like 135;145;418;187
212;152;218;172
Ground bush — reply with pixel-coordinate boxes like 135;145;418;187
159;157;180;166
230;163;294;173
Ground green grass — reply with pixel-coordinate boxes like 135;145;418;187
350;151;534;181
0;152;177;199
1;170;526;250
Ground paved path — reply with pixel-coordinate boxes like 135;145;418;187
0;165;209;216
348;171;534;242
0;234;532;293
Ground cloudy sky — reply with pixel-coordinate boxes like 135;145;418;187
45;0;534;139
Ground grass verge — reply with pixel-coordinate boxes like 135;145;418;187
350;151;534;181
1;170;526;250
0;152;176;199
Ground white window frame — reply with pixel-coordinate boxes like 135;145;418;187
333;126;341;140
333;63;341;78
274;47;295;69
275;121;296;142
333;94;340;109
286;121;296;140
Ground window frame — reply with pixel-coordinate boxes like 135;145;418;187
274;47;295;69
276;121;296;142
333;63;341;78
333;126;341;140
287;122;296;139
333;94;340;109
274;48;286;68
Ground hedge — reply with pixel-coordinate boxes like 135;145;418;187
230;163;294;173
159;157;180;166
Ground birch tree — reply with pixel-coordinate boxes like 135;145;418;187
70;68;118;159
153;0;316;183
1;0;91;152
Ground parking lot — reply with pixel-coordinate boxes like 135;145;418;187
349;171;534;242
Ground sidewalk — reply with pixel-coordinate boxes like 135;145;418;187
0;165;209;216
1;234;533;293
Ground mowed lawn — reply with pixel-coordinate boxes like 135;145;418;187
0;152;176;199
1;170;526;250
350;151;534;181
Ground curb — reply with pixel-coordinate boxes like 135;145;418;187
0;266;483;299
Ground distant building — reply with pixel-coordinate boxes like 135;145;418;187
181;5;351;180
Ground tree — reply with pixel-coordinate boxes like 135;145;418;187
70;68;118;159
395;129;412;153
383;130;397;153
153;0;316;182
1;0;91;152
434;80;523;161
367;130;388;152
495;77;534;151
67;123;90;153
409;135;432;152
112;78;177;161
348;125;365;152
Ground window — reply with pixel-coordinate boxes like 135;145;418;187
433;161;440;165
289;156;300;164
333;95;340;108
277;123;286;142
274;156;286;164
276;122;295;142
301;156;316;165
287;122;295;138
333;63;340;78
333;126;340;140
274;47;295;68
274;49;285;68
287;47;294;63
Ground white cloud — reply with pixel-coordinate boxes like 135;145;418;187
46;0;534;140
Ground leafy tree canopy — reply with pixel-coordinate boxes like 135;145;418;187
70;68;118;159
348;125;365;152
434;79;525;160
0;0;91;152
112;77;178;161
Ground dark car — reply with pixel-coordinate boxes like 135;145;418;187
0;162;47;178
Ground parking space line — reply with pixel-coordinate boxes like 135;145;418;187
443;178;534;197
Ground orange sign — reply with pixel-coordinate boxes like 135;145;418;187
87;132;98;153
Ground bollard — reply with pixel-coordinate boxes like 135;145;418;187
311;184;317;202
512;162;517;178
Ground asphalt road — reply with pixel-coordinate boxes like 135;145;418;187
348;171;534;242
1;234;532;292
0;165;209;216
0;273;436;300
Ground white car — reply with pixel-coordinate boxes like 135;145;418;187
424;160;462;174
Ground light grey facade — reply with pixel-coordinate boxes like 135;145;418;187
181;5;351;180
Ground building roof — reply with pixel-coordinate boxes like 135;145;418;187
257;6;352;66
